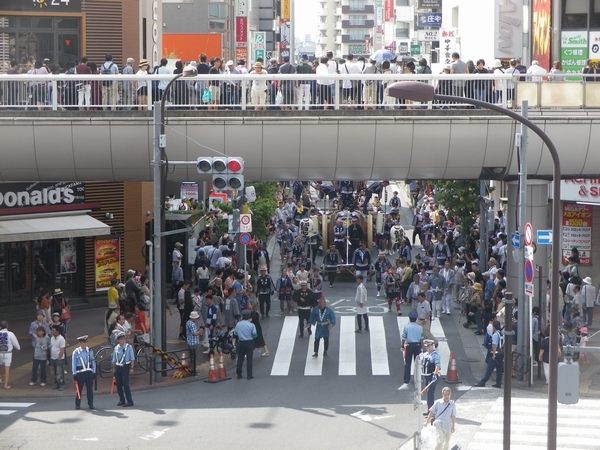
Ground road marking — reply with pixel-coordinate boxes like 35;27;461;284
350;409;395;422
0;410;17;416
329;298;347;307
369;316;390;375
72;437;99;441
304;333;323;376
0;402;35;408
430;319;449;376
270;316;297;376
338;316;356;376
140;429;170;440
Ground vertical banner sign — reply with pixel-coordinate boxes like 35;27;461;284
236;17;248;47
281;22;291;46
561;31;588;80
95;237;121;291
384;0;394;22
440;28;457;65
146;0;163;69
589;31;600;61
254;32;266;63
494;0;523;59
562;204;592;265
531;0;551;71
59;240;77;274
236;0;248;16
281;0;291;21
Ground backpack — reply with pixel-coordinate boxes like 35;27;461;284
101;63;115;86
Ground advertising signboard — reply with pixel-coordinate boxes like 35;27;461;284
94;237;121;291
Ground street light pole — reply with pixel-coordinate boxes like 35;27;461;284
387;82;562;450
152;67;197;381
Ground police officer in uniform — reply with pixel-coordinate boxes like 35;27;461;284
421;339;441;412
72;335;96;410
398;311;424;389
112;332;135;407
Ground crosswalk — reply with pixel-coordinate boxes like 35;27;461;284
269;315;450;377
467;397;600;450
0;402;35;416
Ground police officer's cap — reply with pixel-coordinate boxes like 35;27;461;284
117;332;126;340
408;311;418;320
423;339;435;346
241;309;251;317
77;335;88;342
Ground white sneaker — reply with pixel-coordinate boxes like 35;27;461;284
29;381;36;386
40;382;46;387
397;383;410;390
376;292;381;297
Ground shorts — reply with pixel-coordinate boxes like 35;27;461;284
209;85;220;101
0;352;12;366
251;89;267;105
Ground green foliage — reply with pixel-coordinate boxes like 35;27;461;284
246;182;278;240
432;180;480;229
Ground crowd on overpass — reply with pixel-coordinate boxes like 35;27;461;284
0;50;581;111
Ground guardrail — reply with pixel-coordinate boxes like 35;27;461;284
1;72;599;111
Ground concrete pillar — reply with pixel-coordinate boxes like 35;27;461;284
506;180;550;310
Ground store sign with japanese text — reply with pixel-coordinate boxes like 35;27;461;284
418;0;442;7
0;182;85;213
561;31;587;80
384;0;394;22
236;17;248;47
281;0;291;21
440;28;457;65
562;203;592;265
94;237;121;291
5;0;81;12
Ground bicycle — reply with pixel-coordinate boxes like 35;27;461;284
94;346;114;377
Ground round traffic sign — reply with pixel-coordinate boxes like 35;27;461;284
241;214;251;225
239;232;251;245
524;259;534;283
524;222;533;246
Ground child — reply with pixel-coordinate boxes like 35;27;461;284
30;326;50;386
579;327;590;364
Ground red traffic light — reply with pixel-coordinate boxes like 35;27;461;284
227;159;242;173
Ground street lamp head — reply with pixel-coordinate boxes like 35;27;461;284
182;64;198;77
387;81;435;103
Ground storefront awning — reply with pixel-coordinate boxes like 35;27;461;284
0;210;110;242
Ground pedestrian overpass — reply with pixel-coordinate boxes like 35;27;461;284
2;109;599;182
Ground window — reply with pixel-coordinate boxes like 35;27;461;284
348;28;370;40
349;0;366;11
349;15;367;25
209;20;225;30
209;4;226;18
562;0;588;29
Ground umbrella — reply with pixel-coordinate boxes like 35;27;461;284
401;56;417;63
370;49;396;62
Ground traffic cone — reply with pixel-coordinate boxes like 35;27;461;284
180;350;188;367
205;354;219;383
443;352;461;384
217;352;230;381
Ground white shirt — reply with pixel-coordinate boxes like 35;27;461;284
172;248;182;263
136;69;148;88
355;283;368;314
327;58;338;84
0;329;20;352
50;334;65;360
158;66;172;90
340;62;361;88
527;64;548;82
251;70;268;91
316;64;329;85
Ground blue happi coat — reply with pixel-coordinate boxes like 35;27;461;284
308;307;336;339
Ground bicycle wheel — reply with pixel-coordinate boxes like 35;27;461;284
136;346;152;372
95;347;113;376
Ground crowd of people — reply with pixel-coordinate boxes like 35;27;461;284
2;50;579;111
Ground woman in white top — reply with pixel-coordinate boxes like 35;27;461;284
136;59;149;110
251;62;268;110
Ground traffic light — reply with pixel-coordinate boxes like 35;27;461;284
196;157;244;191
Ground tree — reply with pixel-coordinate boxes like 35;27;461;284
246;182;278;241
432;180;480;230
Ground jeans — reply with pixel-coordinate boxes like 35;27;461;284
564;302;572;321
51;359;65;387
31;358;47;383
236;340;254;377
356;313;369;331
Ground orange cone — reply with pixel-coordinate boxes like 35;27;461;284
217;352;230;381
207;354;218;382
443;352;461;384
180;350;188;367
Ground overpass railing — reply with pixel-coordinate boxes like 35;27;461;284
0;72;597;112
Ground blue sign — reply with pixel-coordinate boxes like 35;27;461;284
537;230;553;245
524;260;535;283
511;232;520;248
239;232;251;245
417;13;442;28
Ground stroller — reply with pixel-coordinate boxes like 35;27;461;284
209;330;237;360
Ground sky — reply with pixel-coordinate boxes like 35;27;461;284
294;0;319;41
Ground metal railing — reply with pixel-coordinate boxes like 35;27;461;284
1;72;599;112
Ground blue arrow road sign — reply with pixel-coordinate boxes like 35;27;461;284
537;230;552;245
511;232;520;248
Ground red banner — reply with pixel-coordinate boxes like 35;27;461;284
384;0;394;22
236;16;247;46
532;0;551;72
561;203;592;265
94;237;121;291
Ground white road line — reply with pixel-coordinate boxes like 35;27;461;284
437;340;449;377
0;410;17;416
0;402;35;408
270;316;298;376
304;332;324;375
339;316;356;375
429;317;445;338
369;316;390;375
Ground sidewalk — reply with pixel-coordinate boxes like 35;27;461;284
0;306;229;399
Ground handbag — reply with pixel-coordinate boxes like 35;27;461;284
60;299;71;321
202;88;212;103
275;90;283;105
